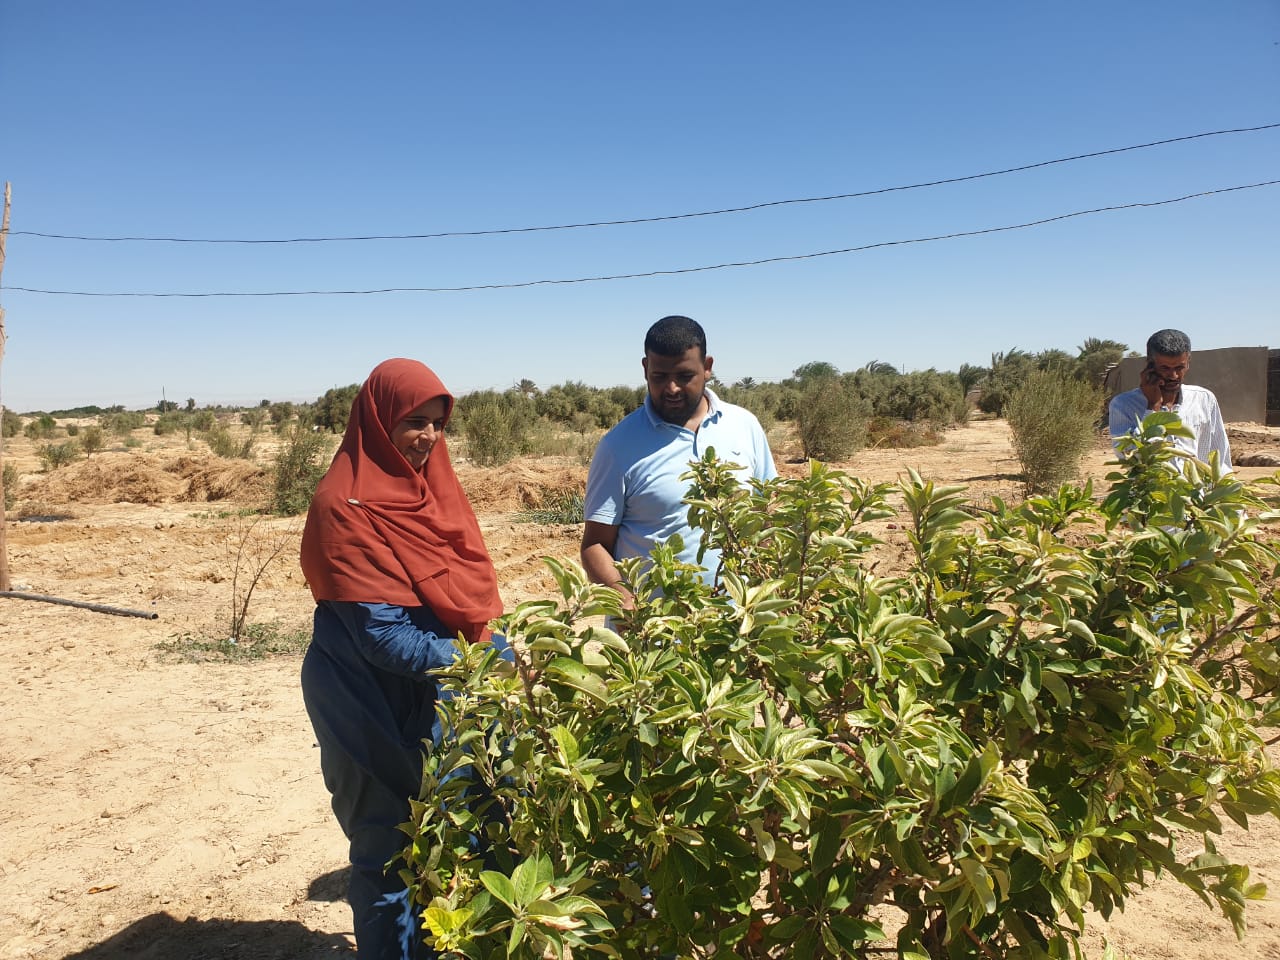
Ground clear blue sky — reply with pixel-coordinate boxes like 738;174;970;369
2;1;1277;412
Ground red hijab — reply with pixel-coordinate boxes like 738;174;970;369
300;358;502;642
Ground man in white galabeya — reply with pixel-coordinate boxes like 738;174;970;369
1108;328;1231;468
581;315;777;607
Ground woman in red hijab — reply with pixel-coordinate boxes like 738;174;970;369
300;358;502;960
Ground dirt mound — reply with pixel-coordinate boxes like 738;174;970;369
169;456;270;503
17;452;269;506
458;457;588;511
1237;453;1280;467
20;453;185;505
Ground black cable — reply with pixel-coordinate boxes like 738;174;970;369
6;180;1275;298
8;123;1278;244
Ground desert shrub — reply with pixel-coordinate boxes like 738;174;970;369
534;381;594;425
976;348;1037;416
791;359;840;383
272;425;331;515
102;410;147;436
524;418;598;461
457;392;532;467
1006;370;1103;494
38;441;80;470
866;416;941;448
878;369;965;423
404;442;1280;959
587;396;627;430
2;408;20;438
268;400;295;425
191;409;217;432
206;427;237;458
567;410;597;435
123;435;143;449
313;383;360;433
153;411;188;436
2;462;17;510
241;407;268;431
80;425;105;457
24;414;57;440
64;422;79;437
206;426;255;460
795;380;869;461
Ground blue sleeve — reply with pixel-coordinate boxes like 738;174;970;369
326;600;462;677
584;435;625;526
1108;392;1143;450
752;417;777;481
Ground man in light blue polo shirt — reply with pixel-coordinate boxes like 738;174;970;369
581;316;777;606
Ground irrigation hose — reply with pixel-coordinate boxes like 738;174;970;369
0;591;160;619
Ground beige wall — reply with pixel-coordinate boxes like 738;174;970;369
1107;346;1269;424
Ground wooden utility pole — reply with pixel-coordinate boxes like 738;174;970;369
1;182;11;591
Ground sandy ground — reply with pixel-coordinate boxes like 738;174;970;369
1;418;1279;959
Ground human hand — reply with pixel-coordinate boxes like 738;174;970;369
1140;363;1166;410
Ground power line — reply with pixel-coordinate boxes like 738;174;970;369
7;180;1276;298
9;123;1279;244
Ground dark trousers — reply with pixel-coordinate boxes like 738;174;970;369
302;636;440;960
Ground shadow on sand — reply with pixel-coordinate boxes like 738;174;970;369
61;912;354;960
307;866;350;903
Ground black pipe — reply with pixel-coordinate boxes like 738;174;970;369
0;591;159;620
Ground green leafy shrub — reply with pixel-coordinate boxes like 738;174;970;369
191;409;217;433
876;370;964;423
64;422;79;437
1006;370;1103;494
80;425;105;457
403;435;1280;959
312;383;360;433
24;414;57;440
458;393;533;467
272;425;331;515
241;407;268;431
207;426;254;460
2;408;21;438
976;349;1037;416
102;410;147;436
38;441;80;470
524;418;598;461
796;380;869;461
153;411;188;436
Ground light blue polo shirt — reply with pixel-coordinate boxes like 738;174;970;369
584;388;777;583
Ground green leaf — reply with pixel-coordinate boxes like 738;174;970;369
544;657;608;703
507;918;526;955
550;725;580;764
481;871;519;911
509;855;550;911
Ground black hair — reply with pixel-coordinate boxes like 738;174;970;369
644;315;706;358
1146;329;1191;360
